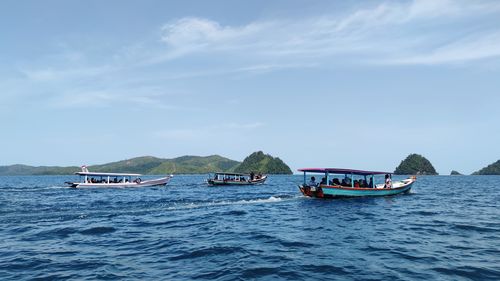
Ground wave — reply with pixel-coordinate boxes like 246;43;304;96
451;223;498;233
169;246;246;261
79;226;116;235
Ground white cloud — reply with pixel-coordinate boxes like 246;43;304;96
49;87;184;110
5;0;500;111
158;0;500;65
20;65;113;82
387;32;500;65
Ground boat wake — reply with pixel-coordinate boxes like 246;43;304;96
166;195;294;211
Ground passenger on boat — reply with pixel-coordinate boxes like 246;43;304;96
320;177;327;185
341;177;351;186
332;178;341;185
384;174;392;188
250;172;255;180
308;176;317;187
354;180;360;188
368;178;374;188
361;179;368;187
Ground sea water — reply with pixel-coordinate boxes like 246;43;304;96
0;175;499;280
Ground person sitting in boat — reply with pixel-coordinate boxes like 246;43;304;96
384;174;392;188
341;177;351;186
320;177;327;185
354;180;360;188
368;178;374;188
308;176;318;187
332;178;341;185
250;172;255;180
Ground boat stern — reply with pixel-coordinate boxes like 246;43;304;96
299;185;324;198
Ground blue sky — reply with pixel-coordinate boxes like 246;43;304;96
1;0;499;174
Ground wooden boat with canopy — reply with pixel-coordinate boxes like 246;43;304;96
298;168;415;198
207;172;267;186
66;166;172;188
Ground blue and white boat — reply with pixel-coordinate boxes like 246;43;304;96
298;168;415;198
66;166;172;188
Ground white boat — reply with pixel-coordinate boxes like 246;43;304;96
206;172;267;186
66;166;172;188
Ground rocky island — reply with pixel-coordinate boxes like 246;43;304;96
472;160;500;175
234;151;292;174
394;154;438;175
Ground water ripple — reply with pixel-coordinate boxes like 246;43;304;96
0;175;499;280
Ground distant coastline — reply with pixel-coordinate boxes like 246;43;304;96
0;151;292;176
0;153;498;176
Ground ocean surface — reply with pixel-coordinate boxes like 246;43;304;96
0;175;499;280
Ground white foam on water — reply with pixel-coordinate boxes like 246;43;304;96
166;196;285;211
47;185;69;189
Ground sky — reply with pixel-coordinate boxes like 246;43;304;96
1;0;499;174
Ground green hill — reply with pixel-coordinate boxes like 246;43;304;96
233;151;292;174
0;155;240;175
149;155;240;174
394;154;438;175
450;170;462;175
0;152;292;175
472;160;500;175
0;164;79;175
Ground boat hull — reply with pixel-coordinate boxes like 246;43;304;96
299;178;415;198
69;176;172;188
207;176;267;186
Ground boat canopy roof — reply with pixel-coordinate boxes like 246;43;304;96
214;172;249;176
75;172;142;177
298;168;391;176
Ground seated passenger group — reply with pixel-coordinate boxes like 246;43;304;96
308;176;375;188
308;175;393;189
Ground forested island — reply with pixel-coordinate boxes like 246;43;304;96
0;151;292;175
472;160;500;175
234;151;292;174
394;154;438;175
450;170;462;175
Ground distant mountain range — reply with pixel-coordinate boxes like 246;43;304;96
0;151;293;175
